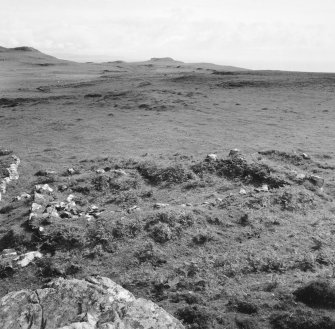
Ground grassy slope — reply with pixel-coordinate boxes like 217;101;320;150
1;50;335;328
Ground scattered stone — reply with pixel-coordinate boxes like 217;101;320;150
60;211;72;219
255;184;269;192
0;249;17;259
206;153;218;161
15;251;43;267
128;205;139;212
35;169;57;176
31;203;43;213
87;205;98;212
113;169;127;176
67;168;75;175
14;192;31;201
58;184;68;192
229;148;241;157
0;276;184;329
308;175;324;188
296;173;306;181
261;184;269;192
153;203;170;209
45;206;59;218
35;184;53;194
302;153;310;159
239;188;247;195
96;168;105;174
13;155;20;165
66;194;75;203
34;192;46;204
86;205;101;218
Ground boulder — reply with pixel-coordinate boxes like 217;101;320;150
308;175;324;188
0;276;184;329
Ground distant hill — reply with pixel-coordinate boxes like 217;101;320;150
132;57;248;72
0;46;73;66
0;46;248;71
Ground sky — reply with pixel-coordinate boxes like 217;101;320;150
1;0;335;72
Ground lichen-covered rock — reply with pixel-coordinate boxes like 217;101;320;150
0;276;184;329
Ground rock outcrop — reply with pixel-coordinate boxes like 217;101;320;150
0;276;184;329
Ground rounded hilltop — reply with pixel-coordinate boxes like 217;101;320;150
149;57;181;62
0;46;39;52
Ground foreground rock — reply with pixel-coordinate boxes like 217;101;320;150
0;276;184;329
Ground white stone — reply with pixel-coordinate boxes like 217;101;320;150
296;173;306;180
113;169;127;176
302;153;310;159
261;184;269;192
66;194;75;203
35;184;53;194
31;203;43;212
15;251;43;267
68;168;75;175
206;153;217;161
88;205;99;213
153;203;169;209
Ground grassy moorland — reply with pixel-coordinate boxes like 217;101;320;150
1;47;335;328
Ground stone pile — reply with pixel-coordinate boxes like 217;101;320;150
29;184;102;232
0;152;20;201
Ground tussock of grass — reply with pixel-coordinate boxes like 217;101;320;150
271;309;335;329
191;156;288;188
294;280;335;308
137;161;194;185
